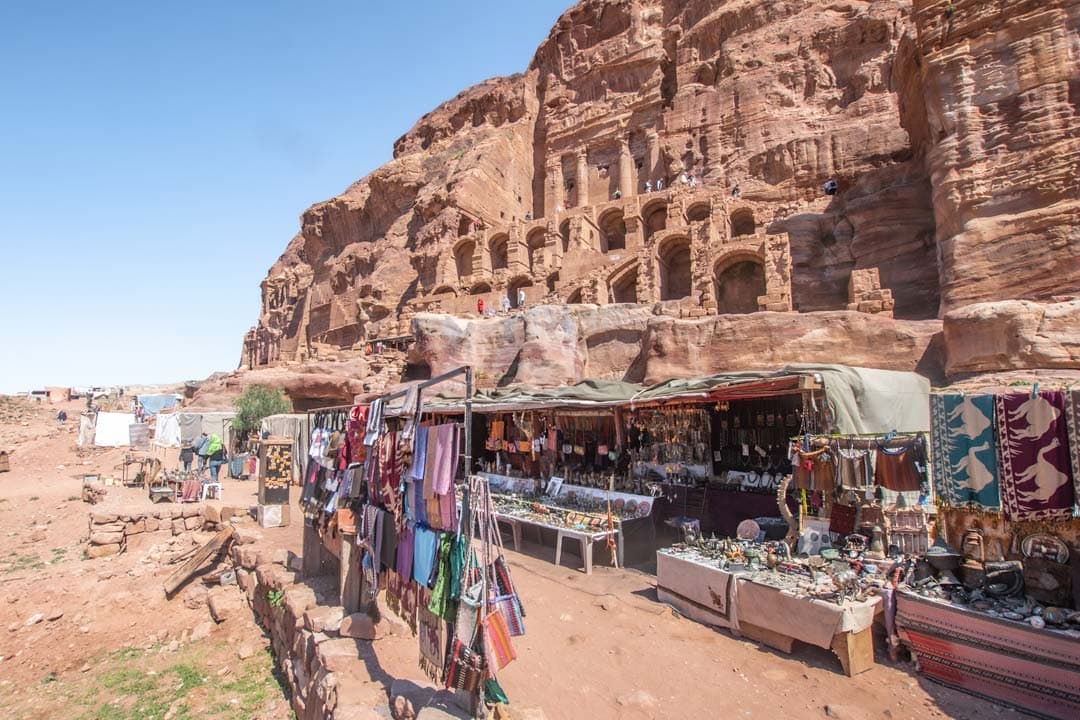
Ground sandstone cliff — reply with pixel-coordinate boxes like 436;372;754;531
239;0;1080;399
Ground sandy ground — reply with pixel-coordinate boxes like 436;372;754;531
0;399;1034;720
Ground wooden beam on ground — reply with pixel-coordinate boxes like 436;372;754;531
163;526;234;597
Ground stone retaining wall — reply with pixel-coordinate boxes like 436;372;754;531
86;505;240;558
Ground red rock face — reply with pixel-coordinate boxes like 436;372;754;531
241;0;1079;394
912;0;1080;313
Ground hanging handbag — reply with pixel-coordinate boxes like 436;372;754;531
445;638;484;692
492;594;525;637
482;607;516;670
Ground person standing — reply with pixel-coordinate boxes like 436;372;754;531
193;432;210;472
501;295;511;314
516;288;526;310
477;297;485;316
206;434;227;482
179;440;194;472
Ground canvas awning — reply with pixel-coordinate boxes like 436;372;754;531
407;365;929;435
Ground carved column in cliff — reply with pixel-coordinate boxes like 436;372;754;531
568;216;587;253
545;157;563;218
645;130;661;186
473;230;491;279
618;135;635;198
546;217;563;267
575;148;590;208
507;224;529;275
624;214;644;251
760;235;793;312
691;223;711;310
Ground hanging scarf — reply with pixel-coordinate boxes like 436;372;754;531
427;532;455;621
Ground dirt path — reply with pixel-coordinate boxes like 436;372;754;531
0;400;1029;720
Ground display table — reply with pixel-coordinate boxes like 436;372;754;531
896;588;1080;720
495;512;621;575
656;551;881;676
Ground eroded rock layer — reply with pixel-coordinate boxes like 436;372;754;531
241;0;1080;392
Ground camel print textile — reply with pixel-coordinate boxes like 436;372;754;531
995;391;1076;521
929;394;1000;510
1066;390;1080;503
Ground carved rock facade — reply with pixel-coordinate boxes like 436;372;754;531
241;0;1079;390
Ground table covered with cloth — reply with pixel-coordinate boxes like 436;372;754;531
735;574;879;648
656;550;880;674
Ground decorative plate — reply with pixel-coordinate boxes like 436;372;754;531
1021;533;1069;563
736;519;761;541
614;498;625;512
626;500;639;514
637;501;651;517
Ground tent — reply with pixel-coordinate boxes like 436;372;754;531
137;394;182;416
154;413;182;448
177;411;237;447
93;412;137;447
260;413;312;484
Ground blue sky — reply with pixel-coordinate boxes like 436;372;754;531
0;1;569;394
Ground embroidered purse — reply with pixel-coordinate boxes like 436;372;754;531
445;639;484;692
492;594;525;637
482;608;516;670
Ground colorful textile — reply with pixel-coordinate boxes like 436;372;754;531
432;424;459;495
417;604;444;683
401;579;419;634
1065;390;1080;501
410;424;429;482
874;445;922;492
929;394;1000;509
423;426;439;499
427;533;455;621
396;523;415;580
995;391;1076;521
380;516;399;572
413;526;440;588
439;489;457;532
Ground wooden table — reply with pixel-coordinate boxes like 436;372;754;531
495;513;622;575
656;551;880;676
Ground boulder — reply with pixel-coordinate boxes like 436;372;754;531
944;299;1080;377
86;543;121;559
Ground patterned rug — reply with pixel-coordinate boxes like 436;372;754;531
930;393;1000;510
995;391;1075;521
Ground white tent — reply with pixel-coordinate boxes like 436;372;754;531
154;413;182;448
94;412;137;447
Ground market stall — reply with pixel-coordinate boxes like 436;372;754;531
893;385;1080;719
650;367;932;676
297;367;529;715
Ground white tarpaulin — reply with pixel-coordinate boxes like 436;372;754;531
93;412;137;447
78;413;96;448
154;413;181;448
